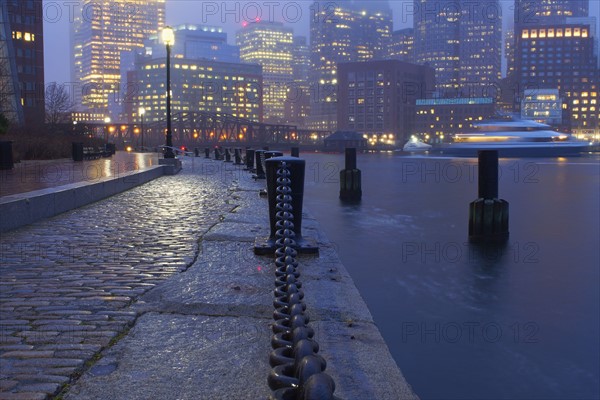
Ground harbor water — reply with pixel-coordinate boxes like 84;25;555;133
301;152;600;400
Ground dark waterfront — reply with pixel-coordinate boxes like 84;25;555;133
302;152;600;400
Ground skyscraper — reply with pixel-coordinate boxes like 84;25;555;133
414;0;502;97
237;21;293;124
388;28;415;63
513;0;598;135
71;0;165;118
285;36;311;127
308;1;392;131
514;0;589;29
0;0;44;126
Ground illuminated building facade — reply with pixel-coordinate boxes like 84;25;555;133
414;97;496;143
308;1;393;131
388;28;414;63
72;0;165;117
127;56;262;126
414;0;502;96
517;22;599;135
143;24;239;63
1;0;44;126
285;36;311;127
505;29;515;78
236;21;293;124
520;89;566;127
337;60;435;145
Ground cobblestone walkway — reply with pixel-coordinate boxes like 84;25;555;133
0;161;243;399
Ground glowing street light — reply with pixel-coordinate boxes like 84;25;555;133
162;26;175;159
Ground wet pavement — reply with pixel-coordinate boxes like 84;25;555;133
0;156;416;400
0;152;159;197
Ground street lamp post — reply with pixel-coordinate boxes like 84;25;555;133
138;107;145;152
104;116;111;144
163;27;175;159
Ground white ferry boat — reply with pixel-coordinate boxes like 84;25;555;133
403;136;433;152
438;120;591;157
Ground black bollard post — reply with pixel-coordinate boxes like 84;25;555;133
339;148;362;202
194;147;199;157
469;150;509;243
224;148;232;162
0;141;14;170
254;156;318;255
233;148;242;165
245;148;255;171
214;147;220;160
205;148;210;158
291;147;300;157
254;150;267;179
72;142;84;162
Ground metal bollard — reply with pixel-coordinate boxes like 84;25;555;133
234;148;243;165
72;142;84;162
214;147;220;160
266;161;333;399
194;148;199;157
339;148;362;202
245;148;255;171
469;150;509;243
205;148;210;158
291;147;300;158
0;141;14;170
254;150;267;179
224;148;232;162
254;156;318;255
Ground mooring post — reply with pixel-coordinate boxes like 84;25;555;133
194;148;199;157
234;148;243;165
254;156;318;255
469;150;509;243
205;148;210;158
291;147;300;157
214;147;221;160
254;150;267;179
245;148;255;171
339;147;362;202
224;148;232;162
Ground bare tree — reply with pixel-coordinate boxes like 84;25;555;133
45;82;73;125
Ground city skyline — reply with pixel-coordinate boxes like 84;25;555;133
44;0;600;85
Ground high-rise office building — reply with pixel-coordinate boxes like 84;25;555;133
388;28;415;63
0;0;44;126
124;25;260;125
337;60;435;144
414;0;502;97
517;21;599;135
71;0;165;118
285;36;311;127
237;21;293;124
308;1;392;131
514;0;589;29
513;0;598;135
505;29;515;78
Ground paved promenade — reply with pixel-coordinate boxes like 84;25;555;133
0;156;416;399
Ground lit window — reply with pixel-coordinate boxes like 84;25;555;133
24;32;31;41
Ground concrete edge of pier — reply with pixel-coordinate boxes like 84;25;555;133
0;164;166;233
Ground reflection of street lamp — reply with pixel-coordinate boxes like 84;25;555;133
138;107;145;151
104;116;111;143
162;26;175;158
